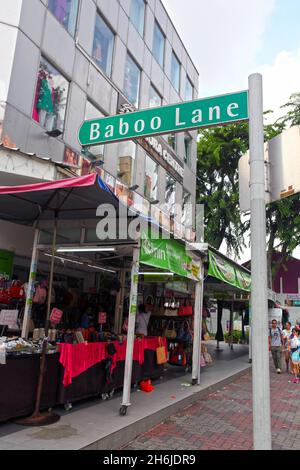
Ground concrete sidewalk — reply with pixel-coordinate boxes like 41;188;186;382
0;342;250;450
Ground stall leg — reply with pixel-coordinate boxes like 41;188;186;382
229;305;234;350
17;217;60;426
192;264;204;386
120;243;140;416
21;228;40;339
114;268;126;334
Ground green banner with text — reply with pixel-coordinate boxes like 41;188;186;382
208;250;251;292
140;236;201;281
0;250;14;280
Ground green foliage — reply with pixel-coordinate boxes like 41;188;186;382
197;122;250;255
224;330;243;343
197;92;300;277
277;93;300;128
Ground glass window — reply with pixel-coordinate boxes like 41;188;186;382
152;21;165;68
48;0;79;36
184;133;192;167
32;57;69;133
144;154;158;200
84;101;105;161
130;0;145;36
117;141;136;186
123;54;141;108
92;13;114;76
185;76;193;101
165;174;176;213
167;133;177;152
149;85;162;108
182;190;192;226
171;51;180;92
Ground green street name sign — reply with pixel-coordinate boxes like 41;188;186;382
79;90;248;146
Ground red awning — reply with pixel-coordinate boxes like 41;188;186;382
0;173;119;225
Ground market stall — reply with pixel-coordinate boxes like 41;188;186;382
0;174;204;421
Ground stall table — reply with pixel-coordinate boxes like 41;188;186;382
0;352;59;423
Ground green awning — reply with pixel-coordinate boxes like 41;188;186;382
140;234;201;281
208;250;251;292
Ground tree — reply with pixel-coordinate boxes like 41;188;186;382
197;122;250;257
197;96;300;286
277;92;300;127
266;194;300;287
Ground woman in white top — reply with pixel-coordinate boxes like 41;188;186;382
282;321;292;372
289;328;300;383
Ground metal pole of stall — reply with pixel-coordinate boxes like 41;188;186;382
192;263;204;385
21;227;40;339
114;268;126;334
229;302;234;350
17;216;60;425
120;242;140;416
249;73;272;450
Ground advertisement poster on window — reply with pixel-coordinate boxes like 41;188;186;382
127;190;134;207
63;146;79;167
105;173;116;193
115;180;128;206
80;157;92;176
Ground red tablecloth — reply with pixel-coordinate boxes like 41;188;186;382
58;337;167;387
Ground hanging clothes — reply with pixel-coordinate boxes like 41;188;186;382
53;0;68;23
36;78;54;114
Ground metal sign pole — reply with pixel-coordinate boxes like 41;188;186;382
249;73;272;450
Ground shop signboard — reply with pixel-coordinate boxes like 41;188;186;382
0;250;14;280
98;312;107;324
140;234;201;281
79;91;249;146
50;308;63;325
208;250;251;292
0;310;19;329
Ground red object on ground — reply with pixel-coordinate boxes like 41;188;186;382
140;379;155;392
58;337;167;387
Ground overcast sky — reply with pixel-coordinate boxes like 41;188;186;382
162;0;300;261
163;0;300;123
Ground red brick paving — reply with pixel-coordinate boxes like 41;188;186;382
122;365;300;450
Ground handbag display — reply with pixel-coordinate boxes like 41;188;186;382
156;337;168;365
200;354;206;367
204;352;213;364
169;345;187;366
9;281;25;300
177;321;193;343
178;305;193;316
0;289;10;305
164;308;178;316
178;299;193;316
163;320;177;339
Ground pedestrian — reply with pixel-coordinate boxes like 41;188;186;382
282;321;292;372
268;319;283;373
135;304;151;337
289;328;300;383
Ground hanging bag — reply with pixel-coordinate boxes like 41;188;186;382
177;320;193;343
169;344;187;366
156;337;168;364
164;320;177;339
178;298;193;316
